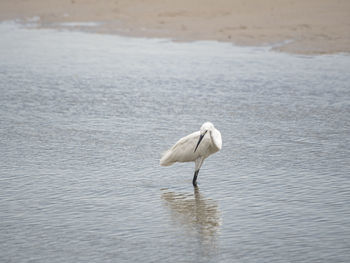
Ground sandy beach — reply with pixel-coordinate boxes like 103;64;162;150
0;0;349;54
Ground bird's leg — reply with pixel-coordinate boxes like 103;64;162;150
192;170;199;186
193;157;204;186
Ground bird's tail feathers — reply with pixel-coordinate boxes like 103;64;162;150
160;150;174;166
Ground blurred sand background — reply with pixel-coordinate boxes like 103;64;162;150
0;0;349;54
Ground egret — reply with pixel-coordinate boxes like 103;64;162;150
160;122;222;186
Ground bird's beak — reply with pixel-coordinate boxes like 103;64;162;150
194;130;207;152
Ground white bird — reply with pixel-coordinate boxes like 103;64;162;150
160;122;222;186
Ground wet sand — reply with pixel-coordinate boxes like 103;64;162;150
0;0;349;54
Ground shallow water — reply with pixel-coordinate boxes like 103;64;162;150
0;22;350;263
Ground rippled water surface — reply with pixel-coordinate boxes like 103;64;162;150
1;22;350;262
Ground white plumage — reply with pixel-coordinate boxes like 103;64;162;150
160;122;222;186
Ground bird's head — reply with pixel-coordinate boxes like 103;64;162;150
200;122;214;135
194;122;215;152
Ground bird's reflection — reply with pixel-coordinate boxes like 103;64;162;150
161;186;221;253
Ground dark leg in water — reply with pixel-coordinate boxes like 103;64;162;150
192;170;199;186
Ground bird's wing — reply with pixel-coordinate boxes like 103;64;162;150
160;131;200;166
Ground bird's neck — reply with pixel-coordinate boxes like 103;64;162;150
210;129;222;150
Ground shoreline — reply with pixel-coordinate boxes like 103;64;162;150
1;0;349;54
